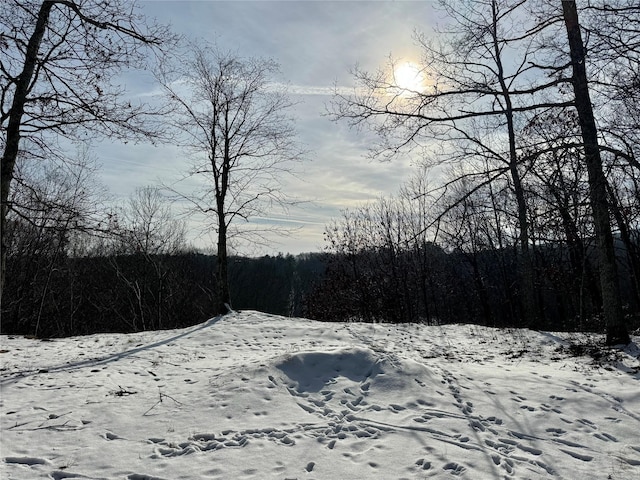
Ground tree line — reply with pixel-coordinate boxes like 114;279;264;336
3;195;637;338
1;176;325;337
1;0;302;328
305;189;639;334
2;210;326;337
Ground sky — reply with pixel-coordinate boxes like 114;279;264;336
97;0;443;255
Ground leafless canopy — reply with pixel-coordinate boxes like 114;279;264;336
1;0;177;296
158;42;304;242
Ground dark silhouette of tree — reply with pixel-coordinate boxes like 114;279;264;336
1;0;174;300
561;0;630;345
328;0;637;341
2;147;108;336
157;43;304;314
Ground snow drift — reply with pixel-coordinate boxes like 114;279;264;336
1;311;639;479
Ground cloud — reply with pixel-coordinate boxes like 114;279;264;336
95;0;439;255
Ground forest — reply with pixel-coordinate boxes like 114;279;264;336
2;220;638;337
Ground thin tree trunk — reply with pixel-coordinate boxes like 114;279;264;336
491;0;539;327
561;0;629;345
216;212;231;314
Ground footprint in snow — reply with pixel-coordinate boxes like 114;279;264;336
128;474;169;480
593;432;618;442
443;462;466;475
560;448;593;462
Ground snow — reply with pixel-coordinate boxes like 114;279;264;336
1;311;639;479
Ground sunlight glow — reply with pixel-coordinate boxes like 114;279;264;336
393;62;425;94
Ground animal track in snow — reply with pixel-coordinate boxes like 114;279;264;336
2;314;638;480
150;427;301;458
443;461;466;475
128;475;168;480
560;448;593;462
4;456;51;466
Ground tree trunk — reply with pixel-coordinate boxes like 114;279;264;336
561;0;629;345
1;1;54;300
216;215;231;315
490;0;540;327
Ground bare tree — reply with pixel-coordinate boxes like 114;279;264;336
560;0;630;344
1;0;174;299
329;0;573;326
436;171;514;325
2;146;108;336
101;186;187;331
576;0;640;172
118;186;186;256
329;0;636;341
157;44;304;314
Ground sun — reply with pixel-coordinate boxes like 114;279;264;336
393;62;425;94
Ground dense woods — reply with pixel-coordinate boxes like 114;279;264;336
1;235;327;337
306;196;639;333
328;0;640;344
2;212;638;337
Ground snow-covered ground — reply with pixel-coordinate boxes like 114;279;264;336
1;311;639;479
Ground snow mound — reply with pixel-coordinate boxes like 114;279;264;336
276;346;432;396
276;347;383;391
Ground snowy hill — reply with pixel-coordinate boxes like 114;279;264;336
1;311;639;479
